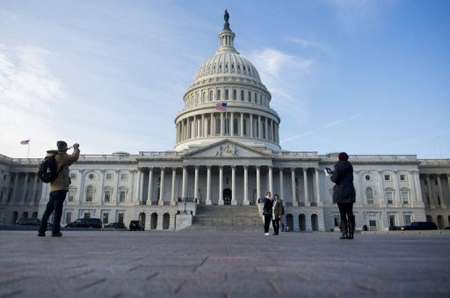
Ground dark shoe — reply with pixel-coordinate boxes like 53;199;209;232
52;232;63;237
340;223;348;239
37;233;45;237
348;222;354;239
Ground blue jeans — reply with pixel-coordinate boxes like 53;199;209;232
39;190;67;235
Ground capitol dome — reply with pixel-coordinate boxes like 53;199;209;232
174;11;281;152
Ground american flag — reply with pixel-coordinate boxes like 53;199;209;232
20;140;30;145
215;102;227;112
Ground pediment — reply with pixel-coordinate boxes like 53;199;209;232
183;139;271;158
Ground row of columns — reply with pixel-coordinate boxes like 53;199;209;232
6;173;40;205
424;174;450;209
176;113;279;143
142;166;321;206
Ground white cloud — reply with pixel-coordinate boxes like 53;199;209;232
0;44;67;157
285;37;330;53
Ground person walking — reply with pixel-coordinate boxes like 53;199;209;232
262;191;273;236
272;194;283;235
38;141;80;237
330;152;356;239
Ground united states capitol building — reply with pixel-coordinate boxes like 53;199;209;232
1;13;449;232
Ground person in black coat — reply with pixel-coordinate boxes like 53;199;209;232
262;191;273;236
330;152;356;239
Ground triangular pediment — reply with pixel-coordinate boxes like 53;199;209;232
183;139;271;158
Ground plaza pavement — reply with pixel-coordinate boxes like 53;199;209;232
0;229;449;298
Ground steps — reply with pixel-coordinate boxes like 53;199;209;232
189;205;263;231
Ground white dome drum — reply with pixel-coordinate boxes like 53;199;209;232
174;11;281;152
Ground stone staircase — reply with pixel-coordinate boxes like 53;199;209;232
188;205;263;231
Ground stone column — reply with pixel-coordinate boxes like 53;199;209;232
268;166;273;194
201;114;205;137
220;113;224;136
206;166;212;205
265;117;268;139
250;114;253;138
314;168;322;206
138;170;144;204
378;171;386;207
100;170;106;205
218;166;224;205
21;173;28;204
158;168;165;205
354;170;362;206
211;113;215;136
240;113;244;136
258;116;262;139
230;112;234;136
303;168;308;206
393;170;401;207
292;168;298;206
180;121;184;142
194;166;199;202
170;168;176;205
231;166;237;205
256;166;261;202
11;173;19;204
437;175;446;208
182;166;187;200
426;175;435;208
191;117;195;139
279;168;284;202
32;174;39;205
147;168;153;205
243;166;249;205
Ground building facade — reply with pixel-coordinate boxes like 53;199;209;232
1;14;449;231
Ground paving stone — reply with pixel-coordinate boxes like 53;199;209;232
0;230;449;297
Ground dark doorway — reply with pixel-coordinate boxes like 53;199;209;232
223;188;232;205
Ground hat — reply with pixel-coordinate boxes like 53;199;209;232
338;152;349;161
57;140;68;152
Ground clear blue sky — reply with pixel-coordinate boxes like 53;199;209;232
1;0;449;159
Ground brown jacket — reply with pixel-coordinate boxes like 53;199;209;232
46;148;80;192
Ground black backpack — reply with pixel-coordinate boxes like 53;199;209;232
38;155;62;183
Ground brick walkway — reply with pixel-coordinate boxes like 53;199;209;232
0;230;449;297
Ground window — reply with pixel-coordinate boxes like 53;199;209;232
102;213;109;224
120;173;128;181
118;213;124;224
401;191;409;204
68;188;76;202
84;213;91;219
365;175;371;181
104;190;111;203
248;91;251;102
106;173;113;180
333;215;339;227
400;174;407;181
65;212;72;225
366;188;374;204
241;90;244;101
216;89;221;100
225;89;229;100
232;89;237;100
386;190;394;204
88;173;94;180
389;214;396;227
86;186;94;202
384;175;391;181
209;90;213;101
119;190;126;203
404;214;412;225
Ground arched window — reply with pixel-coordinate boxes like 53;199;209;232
254;93;257;103
248;91;251;102
216;89;221;100
385;188;395;204
86;186;94;202
233;89;237;100
225;89;229;100
366;187;374;204
209;90;213;101
241;90;244;101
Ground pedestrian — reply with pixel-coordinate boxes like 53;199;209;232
38;141;80;237
330;152;356;239
262;191;273;236
272;194;283;235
